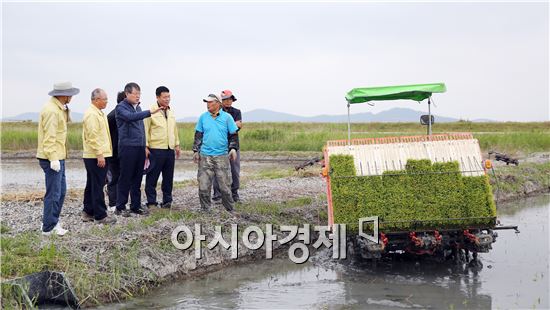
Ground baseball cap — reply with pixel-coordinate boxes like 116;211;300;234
203;94;221;103
221;89;237;101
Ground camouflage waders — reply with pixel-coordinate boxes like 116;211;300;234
198;154;234;211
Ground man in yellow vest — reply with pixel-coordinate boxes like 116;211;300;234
144;86;180;209
81;88;117;224
37;81;79;236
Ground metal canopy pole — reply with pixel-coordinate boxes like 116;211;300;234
347;102;351;145
427;97;432;137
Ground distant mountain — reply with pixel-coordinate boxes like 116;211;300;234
3;112;84;122
3;108;491;123
178;107;469;123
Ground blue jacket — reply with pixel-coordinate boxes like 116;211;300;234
115;99;151;148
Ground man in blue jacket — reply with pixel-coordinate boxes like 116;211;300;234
115;82;164;216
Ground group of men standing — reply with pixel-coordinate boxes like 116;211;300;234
36;82;242;236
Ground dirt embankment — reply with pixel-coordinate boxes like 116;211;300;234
487;152;550;202
1;176;327;307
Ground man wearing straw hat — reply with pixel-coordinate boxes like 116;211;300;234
37;81;80;236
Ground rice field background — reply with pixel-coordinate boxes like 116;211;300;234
1;121;549;155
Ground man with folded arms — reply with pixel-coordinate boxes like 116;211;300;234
144;86;181;209
81;88;116;225
37;81;79;236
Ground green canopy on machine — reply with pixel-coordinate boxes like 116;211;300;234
345;83;446;104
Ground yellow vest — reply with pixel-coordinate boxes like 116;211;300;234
82;104;112;158
36;97;68;161
144;104;180;149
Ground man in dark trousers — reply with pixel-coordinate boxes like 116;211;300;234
105;91;126;211
81;88;116;224
144;86;180;209
115;82;164;217
212;89;242;202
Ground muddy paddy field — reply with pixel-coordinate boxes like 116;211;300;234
1;153;549;309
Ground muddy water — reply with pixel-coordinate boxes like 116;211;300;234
0;158;286;192
103;195;549;310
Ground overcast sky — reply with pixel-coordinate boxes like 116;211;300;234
2;2;549;121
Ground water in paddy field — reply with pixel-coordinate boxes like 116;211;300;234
0;158;285;192
101;194;549;310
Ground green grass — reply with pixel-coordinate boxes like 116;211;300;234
140;209;197;227
476;132;550;155
0;232;69;279
0;206;203;307
1;229;165;307
235;197;315;226
236;197;311;216
255;168;294;179
2;121;549;154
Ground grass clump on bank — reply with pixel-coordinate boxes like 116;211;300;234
1;233;69;279
236;197;312;216
329;155;496;232
0;208;201;307
235;196;318;226
489;161;550;200
0;232;146;307
0;233;76;308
